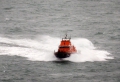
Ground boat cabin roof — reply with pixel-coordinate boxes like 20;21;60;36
60;40;71;46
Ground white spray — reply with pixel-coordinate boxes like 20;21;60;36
0;35;113;62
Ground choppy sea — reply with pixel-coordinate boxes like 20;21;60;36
0;0;120;82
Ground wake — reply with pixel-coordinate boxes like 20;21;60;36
0;35;113;62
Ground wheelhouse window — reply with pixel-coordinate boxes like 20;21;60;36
59;46;70;48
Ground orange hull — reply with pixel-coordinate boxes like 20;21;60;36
54;35;77;59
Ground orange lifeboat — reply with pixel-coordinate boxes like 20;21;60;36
54;34;77;59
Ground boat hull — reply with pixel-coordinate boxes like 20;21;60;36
54;52;70;59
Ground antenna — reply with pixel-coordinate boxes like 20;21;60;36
65;33;67;39
69;35;71;40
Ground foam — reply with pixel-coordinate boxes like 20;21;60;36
0;35;113;62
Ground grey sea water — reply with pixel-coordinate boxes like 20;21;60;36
0;0;120;82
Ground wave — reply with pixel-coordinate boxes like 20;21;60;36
0;35;113;62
